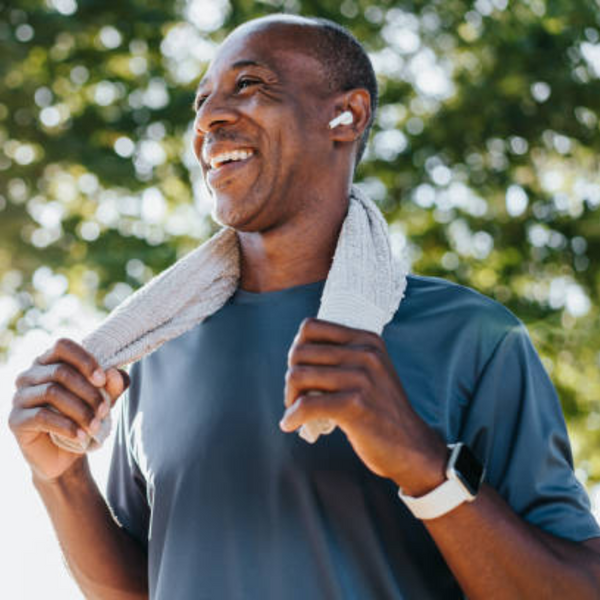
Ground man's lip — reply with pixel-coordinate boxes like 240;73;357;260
202;145;256;169
206;152;256;187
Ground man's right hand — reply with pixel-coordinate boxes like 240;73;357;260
8;338;129;484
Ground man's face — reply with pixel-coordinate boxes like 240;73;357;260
192;22;332;231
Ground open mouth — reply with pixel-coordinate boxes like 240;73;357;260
206;147;256;188
208;148;255;170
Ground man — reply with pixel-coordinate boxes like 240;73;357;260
9;14;600;599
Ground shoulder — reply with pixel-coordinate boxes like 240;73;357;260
386;274;526;376
396;274;521;333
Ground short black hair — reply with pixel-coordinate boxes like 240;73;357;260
304;17;378;168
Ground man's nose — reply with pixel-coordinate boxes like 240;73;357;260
194;91;239;135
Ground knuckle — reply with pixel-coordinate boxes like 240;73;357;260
52;363;71;383
80;355;96;375
44;382;62;402
34;406;50;426
288;365;305;382
347;391;365;415
285;366;302;386
287;346;297;366
11;388;24;408
7;409;19;432
365;346;383;371
288;344;304;366
54;337;72;353
363;347;382;370
299;318;315;335
14;370;30;389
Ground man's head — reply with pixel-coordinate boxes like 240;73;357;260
192;14;378;231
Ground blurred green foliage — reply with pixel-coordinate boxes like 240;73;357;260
1;0;599;481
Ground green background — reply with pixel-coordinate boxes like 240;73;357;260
1;0;599;483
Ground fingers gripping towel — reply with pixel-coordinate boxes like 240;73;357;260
50;185;408;453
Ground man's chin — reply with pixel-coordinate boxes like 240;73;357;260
211;196;262;232
208;175;276;232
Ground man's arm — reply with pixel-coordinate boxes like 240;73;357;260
33;457;149;600
425;484;600;599
280;318;600;599
9;338;148;599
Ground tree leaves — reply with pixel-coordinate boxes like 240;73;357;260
1;0;599;481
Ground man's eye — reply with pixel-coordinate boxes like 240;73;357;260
194;96;208;111
193;78;259;111
236;78;259;91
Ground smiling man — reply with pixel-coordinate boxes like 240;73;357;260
9;14;600;600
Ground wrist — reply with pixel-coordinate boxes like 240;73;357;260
391;443;449;497
398;443;485;520
32;456;90;491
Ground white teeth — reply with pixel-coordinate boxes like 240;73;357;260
209;149;254;169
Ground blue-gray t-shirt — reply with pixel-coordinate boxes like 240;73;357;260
105;275;600;599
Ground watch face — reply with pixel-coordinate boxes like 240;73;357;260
453;444;484;496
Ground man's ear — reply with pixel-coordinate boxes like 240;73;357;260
328;89;371;143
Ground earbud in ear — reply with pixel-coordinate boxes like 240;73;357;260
328;111;354;129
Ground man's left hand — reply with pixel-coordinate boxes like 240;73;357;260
280;318;448;496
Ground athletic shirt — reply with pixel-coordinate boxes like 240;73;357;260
106;275;600;599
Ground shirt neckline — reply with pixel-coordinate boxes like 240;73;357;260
231;279;326;305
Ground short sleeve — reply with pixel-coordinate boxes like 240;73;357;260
105;365;150;549
459;322;600;542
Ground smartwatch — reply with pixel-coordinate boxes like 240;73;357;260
398;443;485;520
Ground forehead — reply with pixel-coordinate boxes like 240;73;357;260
198;23;327;89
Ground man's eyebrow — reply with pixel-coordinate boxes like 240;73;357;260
195;59;275;93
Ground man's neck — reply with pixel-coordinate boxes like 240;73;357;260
237;189;349;293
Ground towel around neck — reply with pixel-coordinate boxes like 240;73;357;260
50;184;408;453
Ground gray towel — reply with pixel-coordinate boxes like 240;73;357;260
50;185;408;453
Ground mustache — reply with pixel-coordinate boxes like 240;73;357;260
201;130;254;158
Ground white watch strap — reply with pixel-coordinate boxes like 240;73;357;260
398;477;471;520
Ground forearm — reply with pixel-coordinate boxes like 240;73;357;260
33;456;148;600
425;484;600;599
279;320;600;597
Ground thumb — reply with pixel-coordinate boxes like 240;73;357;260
104;367;130;406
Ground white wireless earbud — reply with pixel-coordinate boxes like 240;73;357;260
328;111;353;129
